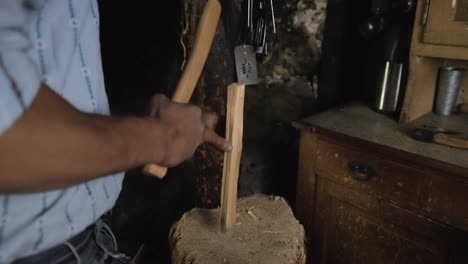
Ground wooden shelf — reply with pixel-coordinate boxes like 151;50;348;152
414;44;468;61
400;0;468;123
400;55;468;123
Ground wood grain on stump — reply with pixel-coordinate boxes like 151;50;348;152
169;195;306;264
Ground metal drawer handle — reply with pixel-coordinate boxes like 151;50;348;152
347;161;376;181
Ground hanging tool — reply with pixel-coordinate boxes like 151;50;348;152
234;0;258;85
253;0;276;56
254;0;268;55
142;0;222;179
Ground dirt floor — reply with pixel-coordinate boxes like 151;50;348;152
169;195;305;264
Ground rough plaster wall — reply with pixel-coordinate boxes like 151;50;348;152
239;0;328;201
261;0;326;92
191;0;329;208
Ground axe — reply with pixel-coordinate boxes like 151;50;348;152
143;0;222;178
407;128;468;150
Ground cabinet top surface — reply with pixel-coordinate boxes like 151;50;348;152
298;104;468;170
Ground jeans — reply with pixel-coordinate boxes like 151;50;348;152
13;220;131;264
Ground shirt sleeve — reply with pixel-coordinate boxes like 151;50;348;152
0;0;43;135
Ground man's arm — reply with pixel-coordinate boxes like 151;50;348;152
0;84;230;193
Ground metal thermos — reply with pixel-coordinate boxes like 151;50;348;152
374;61;403;112
364;0;414;115
434;67;465;116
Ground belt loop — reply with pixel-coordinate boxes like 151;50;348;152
94;219;123;260
64;241;81;264
102;222;118;250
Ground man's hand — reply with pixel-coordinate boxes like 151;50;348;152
148;94;231;167
0;85;232;192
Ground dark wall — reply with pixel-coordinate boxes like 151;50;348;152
240;0;328;206
99;1;182;115
98;1;188;262
318;0;371;109
318;0;415;111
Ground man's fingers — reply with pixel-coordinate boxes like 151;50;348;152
202;112;219;130
202;112;229;151
203;129;232;152
149;94;170;117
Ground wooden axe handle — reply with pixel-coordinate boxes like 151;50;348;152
434;133;468;149
142;0;222;179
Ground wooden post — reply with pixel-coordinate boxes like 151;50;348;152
191;0;238;209
220;83;245;233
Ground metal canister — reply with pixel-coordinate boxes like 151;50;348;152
435;67;465;116
374;61;404;113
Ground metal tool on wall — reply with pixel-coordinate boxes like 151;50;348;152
234;0;276;84
235;0;258;85
253;0;276;57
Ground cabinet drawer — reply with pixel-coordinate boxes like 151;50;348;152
315;137;425;208
326;198;447;264
314;179;452;264
424;0;468;47
424;174;468;232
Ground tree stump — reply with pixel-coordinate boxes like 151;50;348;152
169;195;306;264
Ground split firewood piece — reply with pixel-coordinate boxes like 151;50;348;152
220;83;245;233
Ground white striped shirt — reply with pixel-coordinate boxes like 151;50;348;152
0;0;124;262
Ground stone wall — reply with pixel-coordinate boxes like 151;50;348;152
193;0;328;208
240;0;327;202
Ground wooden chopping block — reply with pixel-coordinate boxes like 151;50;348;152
168;83;306;264
169;195;306;264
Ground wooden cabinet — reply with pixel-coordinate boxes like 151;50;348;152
400;0;468;123
316;180;447;264
424;0;468;47
295;105;468;264
424;174;468;230
315;138;425;209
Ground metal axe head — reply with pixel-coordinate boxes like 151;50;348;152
234;45;258;85
407;127;461;143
